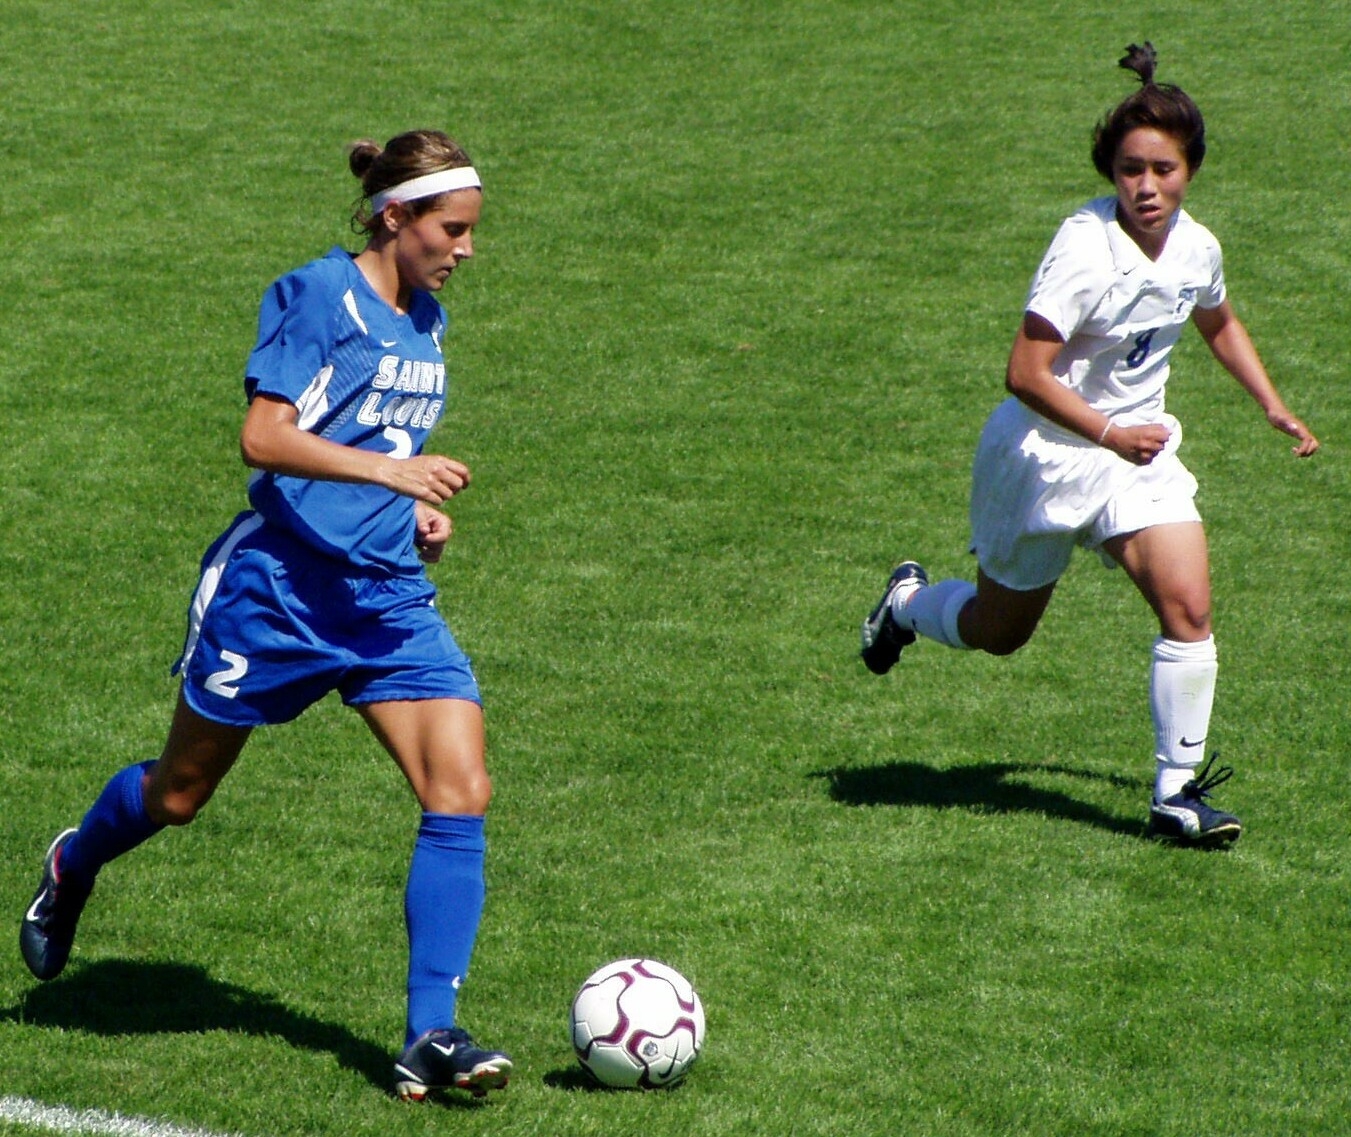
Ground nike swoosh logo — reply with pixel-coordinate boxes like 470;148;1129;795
1180;737;1205;748
431;1043;459;1058
26;889;48;923
380;339;398;348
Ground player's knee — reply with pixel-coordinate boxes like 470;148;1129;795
967;617;1037;656
422;769;492;816
963;587;1046;657
459;770;493;815
1163;597;1211;641
144;784;213;827
980;628;1034;656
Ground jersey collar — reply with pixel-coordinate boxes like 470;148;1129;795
1105;207;1186;274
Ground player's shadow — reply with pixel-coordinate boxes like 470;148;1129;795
2;960;395;1096
813;760;1145;837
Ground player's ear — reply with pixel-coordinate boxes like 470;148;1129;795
380;201;410;235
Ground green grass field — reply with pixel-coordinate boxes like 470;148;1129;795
2;2;1348;1134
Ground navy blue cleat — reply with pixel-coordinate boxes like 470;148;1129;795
1148;755;1242;846
20;828;92;981
860;561;929;675
394;1027;513;1101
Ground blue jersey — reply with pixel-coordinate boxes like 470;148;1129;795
245;248;451;574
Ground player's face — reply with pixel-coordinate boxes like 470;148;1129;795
394;189;481;293
1112;127;1192;257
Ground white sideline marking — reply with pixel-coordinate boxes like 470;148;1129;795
0;1097;245;1137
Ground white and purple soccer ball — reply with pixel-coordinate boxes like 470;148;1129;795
570;958;705;1089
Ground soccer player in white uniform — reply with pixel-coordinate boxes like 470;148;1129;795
21;130;512;1099
860;45;1319;844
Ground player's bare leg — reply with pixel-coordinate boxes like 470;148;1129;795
360;698;511;1099
360;697;490;816
957;570;1057;656
21;691;251;980
145;692;253;826
1106;523;1238;844
863;562;1055;667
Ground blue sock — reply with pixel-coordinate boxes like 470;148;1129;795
404;813;487;1048
59;761;165;889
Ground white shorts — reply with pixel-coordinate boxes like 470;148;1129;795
969;398;1201;591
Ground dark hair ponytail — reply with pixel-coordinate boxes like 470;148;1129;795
1091;43;1206;180
1119;41;1158;86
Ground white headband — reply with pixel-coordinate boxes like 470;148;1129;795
370;166;481;214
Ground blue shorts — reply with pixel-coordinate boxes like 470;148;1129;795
175;512;480;727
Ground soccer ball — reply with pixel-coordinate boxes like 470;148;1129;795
570;958;705;1089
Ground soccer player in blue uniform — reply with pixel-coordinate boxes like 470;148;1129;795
860;46;1319;844
20;129;511;1100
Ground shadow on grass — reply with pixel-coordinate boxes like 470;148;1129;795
813;760;1146;838
542;1066;605;1092
2;960;402;1098
542;1066;695;1094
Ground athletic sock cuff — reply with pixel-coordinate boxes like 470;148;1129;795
417;812;486;852
940;582;975;650
1153;635;1216;664
123;759;160;827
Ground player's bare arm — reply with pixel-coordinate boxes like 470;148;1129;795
240;392;472;503
1191;301;1320;456
1006;313;1169;465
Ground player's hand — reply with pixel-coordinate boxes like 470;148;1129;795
382;454;472;505
1268;409;1320;457
1103;422;1171;466
414;501;453;563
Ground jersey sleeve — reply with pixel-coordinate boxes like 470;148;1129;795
244;267;338;404
1023;214;1112;343
1194;227;1226;310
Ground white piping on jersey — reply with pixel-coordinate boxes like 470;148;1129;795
295;364;334;432
342;288;369;335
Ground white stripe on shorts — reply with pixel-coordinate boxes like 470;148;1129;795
176;512;265;672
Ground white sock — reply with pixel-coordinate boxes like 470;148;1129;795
895;579;976;650
1150;635;1218;800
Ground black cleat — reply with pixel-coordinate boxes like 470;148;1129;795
1148;755;1242;846
20;828;92;980
860;561;928;675
394;1027;513;1101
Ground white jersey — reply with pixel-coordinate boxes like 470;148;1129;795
968;197;1222;590
1025;195;1225;429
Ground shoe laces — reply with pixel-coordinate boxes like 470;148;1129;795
1181;753;1233;801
